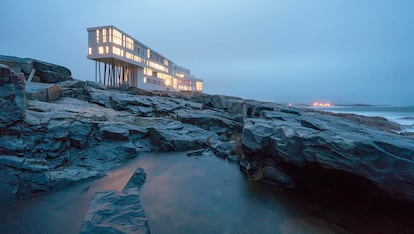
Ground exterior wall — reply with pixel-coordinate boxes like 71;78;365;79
87;25;203;92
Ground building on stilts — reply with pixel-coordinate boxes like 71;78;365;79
87;25;203;92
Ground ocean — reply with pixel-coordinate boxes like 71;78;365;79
309;105;414;133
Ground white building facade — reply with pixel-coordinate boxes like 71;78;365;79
87;25;203;92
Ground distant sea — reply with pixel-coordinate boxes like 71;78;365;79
309;105;414;133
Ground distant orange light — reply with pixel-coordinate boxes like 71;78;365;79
312;102;332;107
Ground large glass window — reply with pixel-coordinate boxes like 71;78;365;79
126;37;134;50
112;29;122;46
196;81;203;91
102;29;107;43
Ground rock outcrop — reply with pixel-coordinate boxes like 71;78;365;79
0;65;26;200
0;55;72;83
2;56;414;204
242;107;414;201
80;167;149;234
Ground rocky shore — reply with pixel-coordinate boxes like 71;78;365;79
1;56;414;232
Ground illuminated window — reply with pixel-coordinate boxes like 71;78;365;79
121;49;124;57
113;46;121;56
102;29;107;43
176;73;184;78
126;37;133;50
134;56;143;63
164;59;169;66
88;47;92;55
147;49;150;58
126;52;134;60
196;81;203;91
143;77;147;83
148;61;168;73
144;68;153;76
122;35;125;47
98;46;104;54
96;30;100;43
109;28;112;42
173;78;177;88
105;46;109;54
112;29;122;46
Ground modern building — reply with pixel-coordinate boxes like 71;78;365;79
87;25;203;92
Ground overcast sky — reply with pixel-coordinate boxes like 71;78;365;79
1;0;413;105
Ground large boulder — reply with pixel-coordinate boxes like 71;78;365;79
242;108;414;201
80;167;150;234
31;59;72;83
0;55;72;83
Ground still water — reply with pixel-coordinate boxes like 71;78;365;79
139;152;414;234
1;152;414;233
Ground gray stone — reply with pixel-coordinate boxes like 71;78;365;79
0;55;33;74
31;59;72;83
0;65;26;132
123;167;146;192
99;124;130;141
242;108;414;201
80;190;150;234
26;82;62;102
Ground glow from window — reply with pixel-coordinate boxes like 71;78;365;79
144;68;153;76
165;79;171;86
173;78;177;88
102;29;107;43
134;56;143;63
147;49;150;58
112;29;122;46
98;46;104;54
149;61;168;73
109;28;112;42
105;46;109;54
196;81;203;91
164;59;169;66
96;30;100;43
121;49;124;57
125;52;133;60
88;47;92;55
143;77;147;83
113;46;121;56
126;37;134;50
176;73;184;78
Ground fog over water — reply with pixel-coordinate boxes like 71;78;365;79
1;0;413;105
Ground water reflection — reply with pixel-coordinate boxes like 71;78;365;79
1;152;413;234
0;157;143;234
139;152;346;233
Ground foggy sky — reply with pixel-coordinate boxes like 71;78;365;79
1;0;413;105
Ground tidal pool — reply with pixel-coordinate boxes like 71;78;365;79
1;152;413;233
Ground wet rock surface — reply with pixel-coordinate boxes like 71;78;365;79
80;167;149;234
242;108;414;201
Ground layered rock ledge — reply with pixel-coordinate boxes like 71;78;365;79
1;56;414;205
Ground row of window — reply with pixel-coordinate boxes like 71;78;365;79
143;76;197;91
